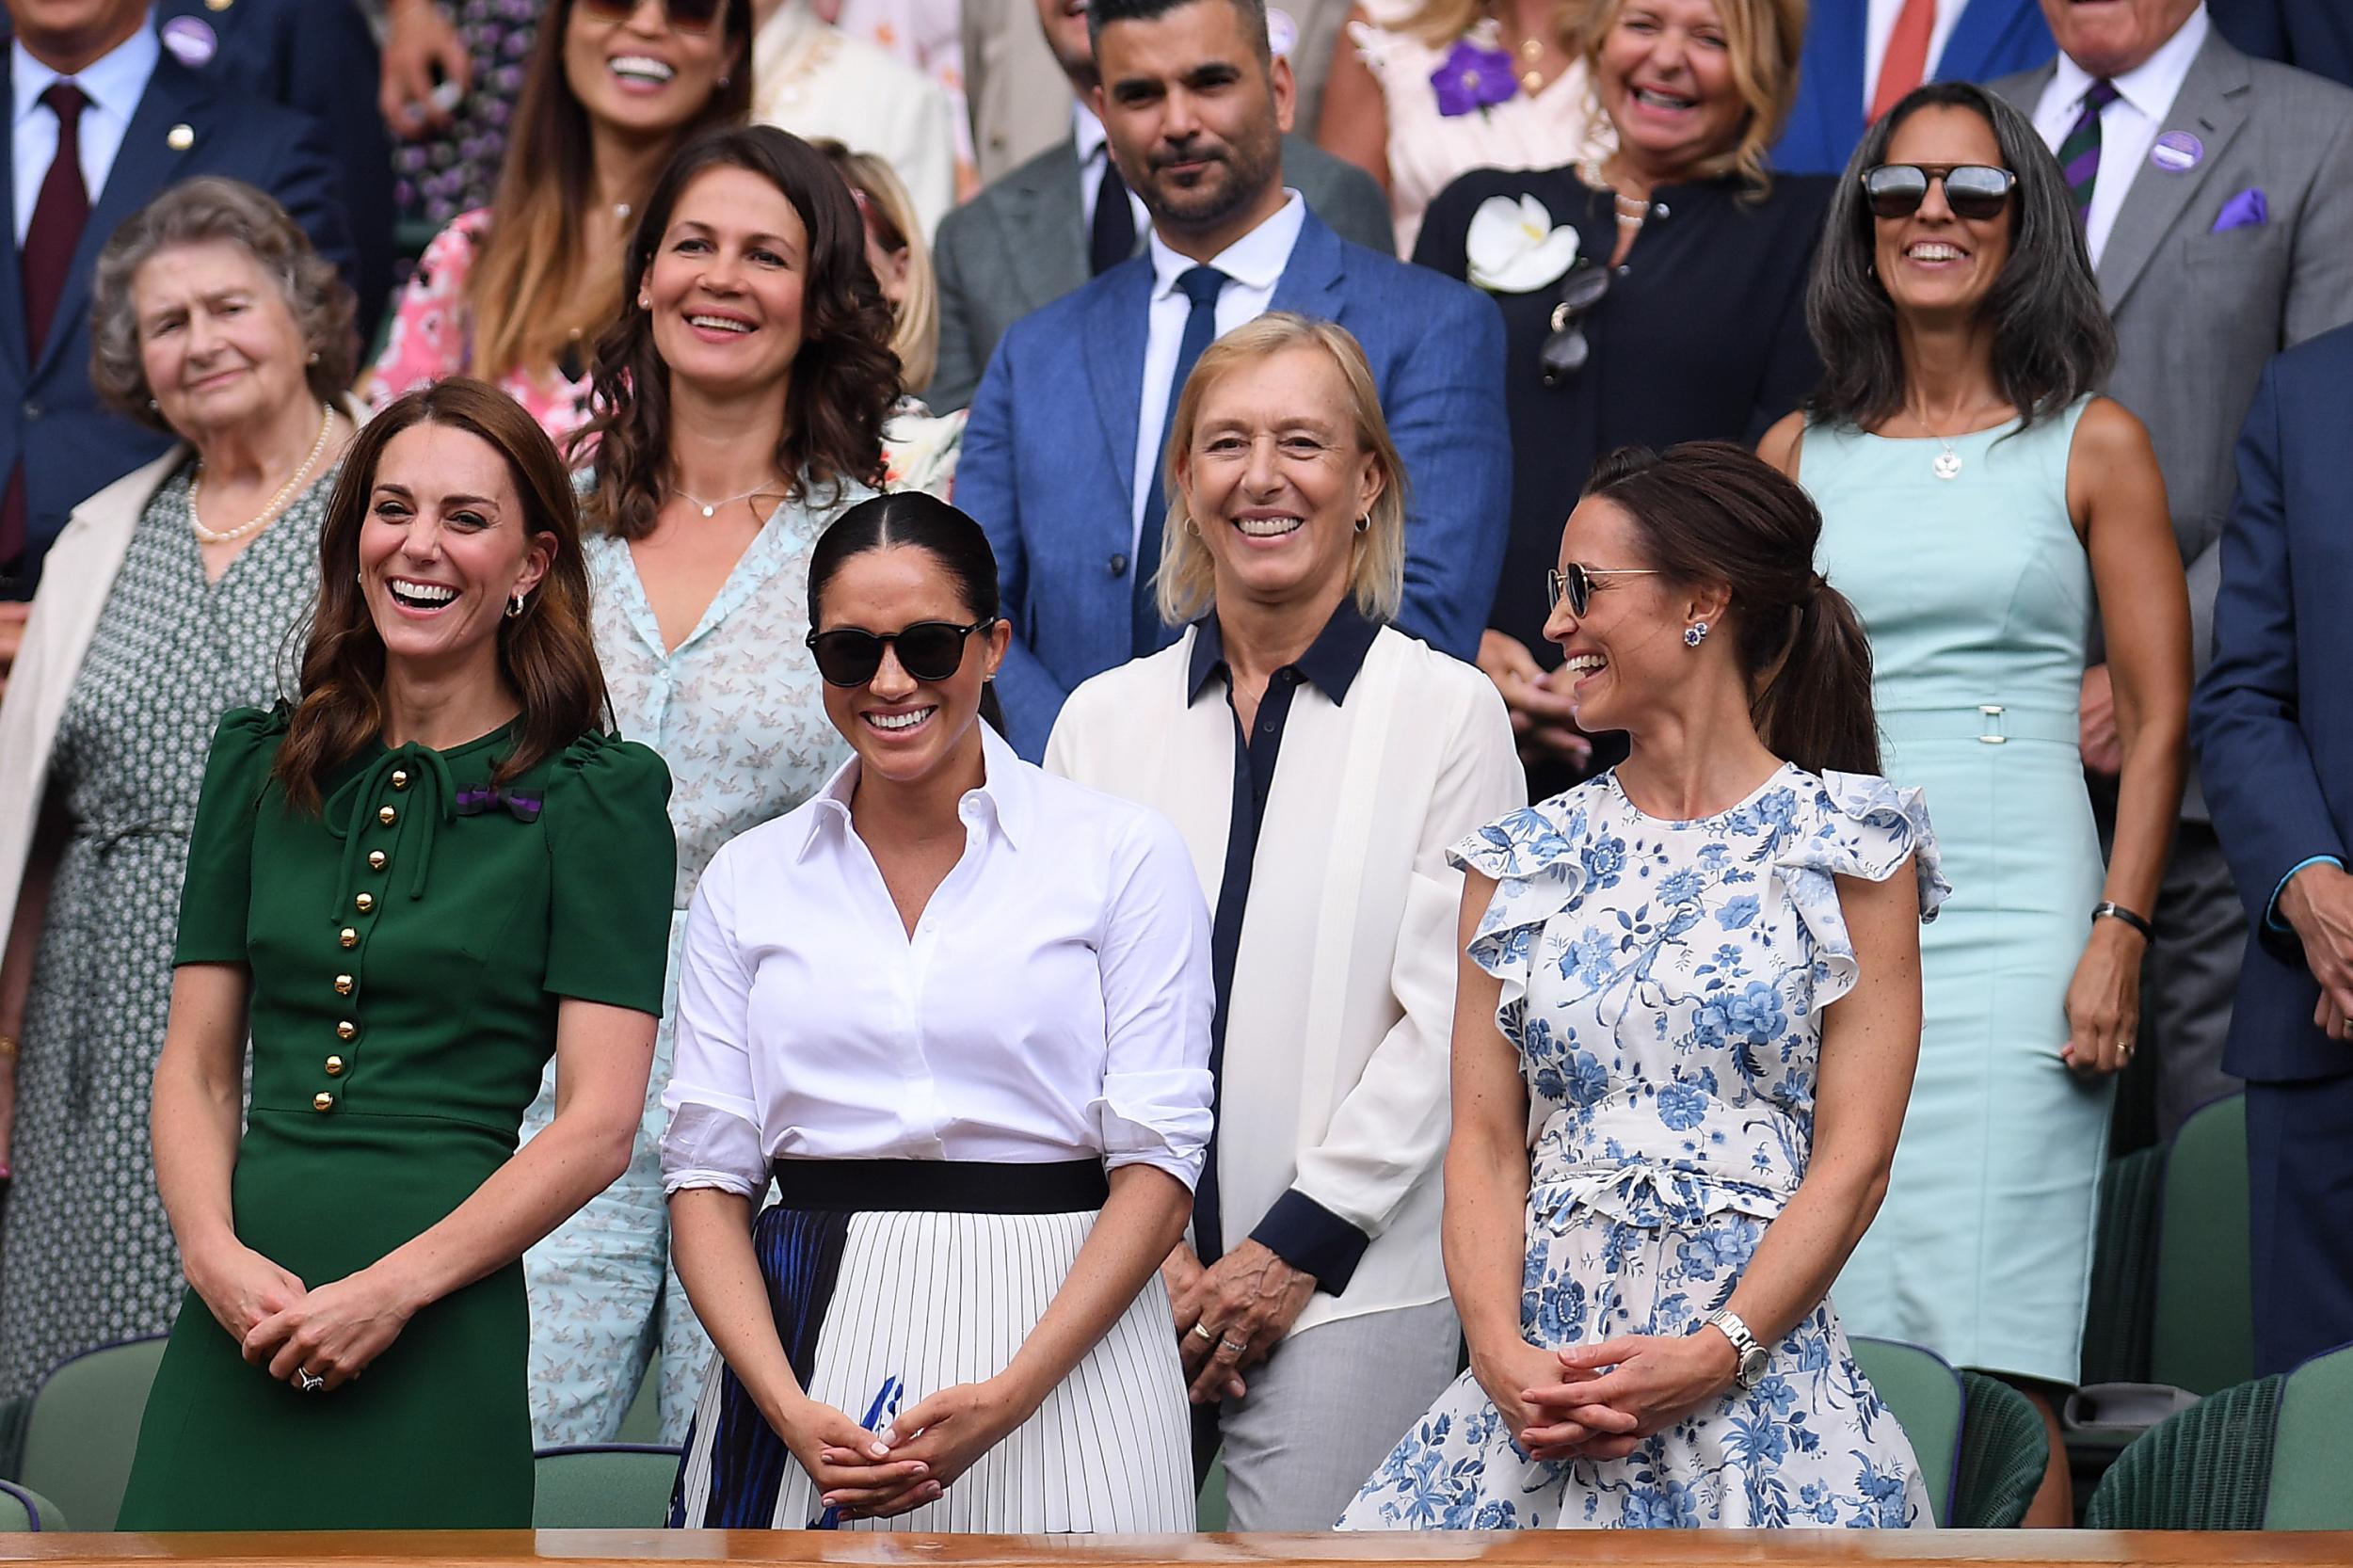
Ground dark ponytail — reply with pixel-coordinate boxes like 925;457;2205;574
1582;441;1881;777
808;491;1008;736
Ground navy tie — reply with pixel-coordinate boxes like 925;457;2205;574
1088;153;1135;276
1134;264;1228;656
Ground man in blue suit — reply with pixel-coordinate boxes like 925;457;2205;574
0;0;353;612
1773;0;2055;175
955;0;1508;758
2192;322;2353;1378
153;0;392;344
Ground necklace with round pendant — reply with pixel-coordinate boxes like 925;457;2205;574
1932;442;1963;481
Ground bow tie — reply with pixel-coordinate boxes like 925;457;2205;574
454;784;543;823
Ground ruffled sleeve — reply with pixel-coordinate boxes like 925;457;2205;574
543;732;676;1015
1444;791;1599;1025
174;706;289;968
1772;770;1950;1008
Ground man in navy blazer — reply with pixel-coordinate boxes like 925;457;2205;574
956;0;1508;758
1773;0;2055;175
0;0;353;607
2192;323;2353;1378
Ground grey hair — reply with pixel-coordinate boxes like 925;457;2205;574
89;176;358;435
1805;81;2114;434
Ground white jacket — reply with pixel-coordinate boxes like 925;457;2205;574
1046;622;1525;1334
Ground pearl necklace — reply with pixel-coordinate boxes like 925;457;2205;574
1579;158;1651;227
188;403;337;545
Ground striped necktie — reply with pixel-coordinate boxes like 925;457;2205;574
2058;77;2121;224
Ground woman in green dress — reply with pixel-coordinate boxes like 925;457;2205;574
117;378;677;1530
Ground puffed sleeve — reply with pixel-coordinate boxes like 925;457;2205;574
1093;808;1215;1190
1773;770;1950;1008
661;840;771;1198
1444;788;1599;1021
173;707;288;967
544;732;676;1015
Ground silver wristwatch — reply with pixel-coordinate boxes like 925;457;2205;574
1704;1308;1770;1390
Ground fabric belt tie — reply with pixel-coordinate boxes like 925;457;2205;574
1877;704;2078;745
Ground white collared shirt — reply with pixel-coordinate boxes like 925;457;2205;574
660;723;1215;1197
1128;190;1307;545
1863;0;1965;120
2032;4;2211;265
1073;101;1147;243
11;21;160;246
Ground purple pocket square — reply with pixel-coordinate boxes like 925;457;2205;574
2213;187;2269;232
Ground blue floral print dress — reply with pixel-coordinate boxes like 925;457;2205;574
1339;764;1947;1531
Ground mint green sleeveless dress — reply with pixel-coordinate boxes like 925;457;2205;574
1801;401;2108;1387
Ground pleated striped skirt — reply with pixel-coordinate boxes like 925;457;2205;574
668;1159;1194;1532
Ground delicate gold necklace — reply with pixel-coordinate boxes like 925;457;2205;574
189;403;336;545
670;477;787;520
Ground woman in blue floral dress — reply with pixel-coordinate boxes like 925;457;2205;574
1341;442;1944;1531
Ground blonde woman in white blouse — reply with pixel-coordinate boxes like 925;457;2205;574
1045;313;1525;1528
664;491;1213;1532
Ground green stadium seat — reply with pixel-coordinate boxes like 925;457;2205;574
1849;1336;1961;1526
1951;1369;2048;1528
0;1479;64;1531
18;1336;166;1533
532;1443;680;1528
2084;1372;2281;1528
2264;1341;2353;1529
615;1360;664;1445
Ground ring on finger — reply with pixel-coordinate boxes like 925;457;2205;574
1219;1336;1248;1354
1190;1321;1217;1343
296;1367;326;1394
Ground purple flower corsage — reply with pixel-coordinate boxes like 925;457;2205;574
1432;36;1517;118
455;784;543;822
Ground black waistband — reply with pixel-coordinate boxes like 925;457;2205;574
770;1158;1110;1214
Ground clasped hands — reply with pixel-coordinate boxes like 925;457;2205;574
784;1376;1030;1522
190;1239;414;1394
1163;1240;1314;1405
1472;1327;1741;1464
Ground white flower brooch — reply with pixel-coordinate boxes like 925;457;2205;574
1465;193;1581;294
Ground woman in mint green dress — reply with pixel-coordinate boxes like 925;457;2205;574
117;380;675;1530
1760;83;2189;1526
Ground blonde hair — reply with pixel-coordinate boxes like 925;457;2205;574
1155;313;1407;629
1573;0;1807;191
816;141;940;394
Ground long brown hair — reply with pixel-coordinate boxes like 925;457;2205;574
465;0;754;389
1582;441;1880;777
575;125;899;540
275;380;612;813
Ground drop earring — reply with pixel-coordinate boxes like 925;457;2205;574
506;592;526;618
1684;620;1710;648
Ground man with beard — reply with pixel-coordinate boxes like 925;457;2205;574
954;0;1508;760
928;0;1389;411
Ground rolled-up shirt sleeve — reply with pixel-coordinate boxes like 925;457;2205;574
1092;809;1215;1189
661;843;771;1199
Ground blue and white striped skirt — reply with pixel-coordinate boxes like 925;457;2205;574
668;1159;1194;1532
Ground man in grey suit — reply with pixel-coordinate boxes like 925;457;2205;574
1993;0;2353;1137
934;0;1388;409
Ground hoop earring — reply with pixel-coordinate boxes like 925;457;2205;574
1354;515;1370;535
506;592;527;619
1684;620;1710;648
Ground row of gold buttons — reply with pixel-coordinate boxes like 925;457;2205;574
317;766;408;1112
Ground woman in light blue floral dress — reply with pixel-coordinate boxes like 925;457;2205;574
1342;442;1944;1531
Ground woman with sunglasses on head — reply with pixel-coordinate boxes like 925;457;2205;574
1341;441;1944;1530
1411;0;1828;806
114;380;675;1530
369;0;753;446
517;124;902;1449
1759;81;2189;1527
664;491;1211;1531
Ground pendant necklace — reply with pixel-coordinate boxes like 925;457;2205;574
672;480;782;520
1908;394;1975;481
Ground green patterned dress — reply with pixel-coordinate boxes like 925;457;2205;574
0;465;327;1419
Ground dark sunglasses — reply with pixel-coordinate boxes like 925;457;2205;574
1546;563;1661;617
577;0;724;35
1539;260;1613;388
1862;163;2018;221
806;617;997;687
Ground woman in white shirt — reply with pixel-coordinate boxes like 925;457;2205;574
1045;313;1525;1528
663;491;1214;1531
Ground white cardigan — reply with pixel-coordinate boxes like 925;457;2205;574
1046;623;1525;1335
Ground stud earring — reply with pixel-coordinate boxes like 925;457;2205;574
147;397;159;411
1684;620;1710;648
307;350;320;365
506;592;526;618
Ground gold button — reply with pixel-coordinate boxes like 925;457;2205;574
339;927;358;949
312;1091;335;1112
334;973;353;996
378;806;397;826
336;1020;357;1042
165;122;194;152
325;1055;345;1077
205;0;232;11
391;770;409;791
367;850;387;872
355;892;376;914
